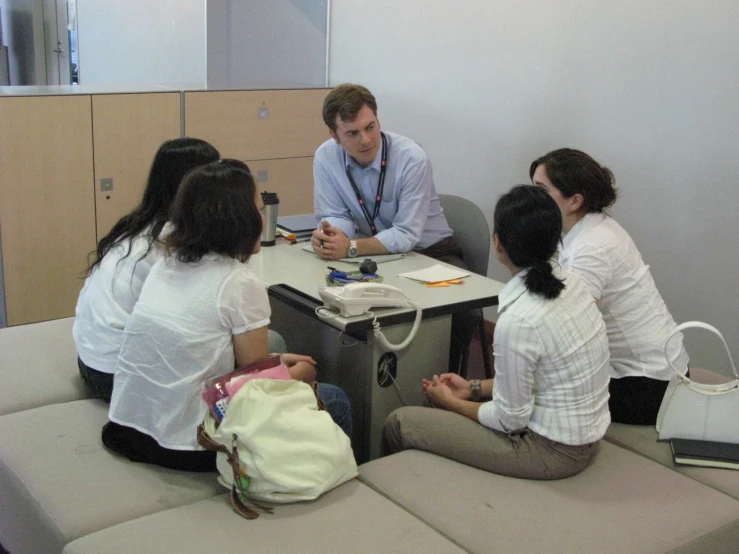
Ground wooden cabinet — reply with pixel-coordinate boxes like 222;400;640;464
92;93;181;237
184;89;328;160
0;87;325;325
184;88;328;216
247;157;314;216
0;95;97;325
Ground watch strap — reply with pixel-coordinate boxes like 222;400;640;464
469;379;482;402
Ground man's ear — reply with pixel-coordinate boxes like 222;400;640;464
329;129;340;144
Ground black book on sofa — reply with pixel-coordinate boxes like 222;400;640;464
671;438;739;470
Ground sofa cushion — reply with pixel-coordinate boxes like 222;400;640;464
0;317;89;416
0;400;221;554
62;481;466;554
359;443;739;553
605;423;739;500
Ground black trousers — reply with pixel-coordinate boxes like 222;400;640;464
416;236;478;374
78;357;114;403
102;421;217;472
608;371;687;425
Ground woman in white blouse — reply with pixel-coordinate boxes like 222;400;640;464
530;148;689;425
383;186;611;479
74;138;220;402
104;160;352;471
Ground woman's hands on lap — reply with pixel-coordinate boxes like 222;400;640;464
282;353;317;384
422;373;471;401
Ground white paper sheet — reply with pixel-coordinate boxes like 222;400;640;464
397;264;470;283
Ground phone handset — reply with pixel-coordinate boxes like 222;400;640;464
317;283;422;351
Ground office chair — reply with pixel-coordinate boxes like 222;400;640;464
438;194;494;379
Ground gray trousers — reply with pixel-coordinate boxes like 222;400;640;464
382;406;598;480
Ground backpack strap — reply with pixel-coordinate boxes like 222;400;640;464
196;424;273;519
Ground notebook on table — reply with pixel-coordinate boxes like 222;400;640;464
276;214;316;235
670;438;739;470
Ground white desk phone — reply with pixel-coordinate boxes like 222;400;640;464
317;283;422;351
318;283;409;317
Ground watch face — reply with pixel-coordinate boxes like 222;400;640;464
348;246;358;257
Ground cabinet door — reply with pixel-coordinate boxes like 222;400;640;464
184;89;329;160
0;95;96;325
246;157;314;216
92;93;182;238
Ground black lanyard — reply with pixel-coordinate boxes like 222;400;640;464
345;132;388;236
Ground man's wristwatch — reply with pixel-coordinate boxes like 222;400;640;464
347;239;359;258
469;379;482;402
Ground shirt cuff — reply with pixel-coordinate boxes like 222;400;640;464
323;217;356;239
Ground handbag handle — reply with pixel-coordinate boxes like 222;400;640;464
665;321;739;387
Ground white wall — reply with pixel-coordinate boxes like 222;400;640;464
329;0;739;373
76;0;206;85
207;0;327;87
0;0;47;85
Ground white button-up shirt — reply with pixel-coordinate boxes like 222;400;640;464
478;269;611;446
560;213;689;381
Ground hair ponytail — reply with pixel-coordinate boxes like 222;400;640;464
524;260;564;300
494;185;565;300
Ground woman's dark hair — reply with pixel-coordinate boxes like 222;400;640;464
529;148;618;214
494;185;564;300
165;159;262;264
86;137;220;275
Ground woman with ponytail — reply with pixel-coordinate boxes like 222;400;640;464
382;186;610;479
530;148;688;425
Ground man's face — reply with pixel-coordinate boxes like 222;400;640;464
330;104;381;168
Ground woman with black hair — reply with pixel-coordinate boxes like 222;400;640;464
530;148;689;425
382;186;610;479
104;160;352;472
74;138;220;402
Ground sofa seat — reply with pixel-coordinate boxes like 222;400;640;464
605;423;739;500
61;480;466;554
358;443;739;553
605;367;739;500
0;317;89;416
0;399;222;554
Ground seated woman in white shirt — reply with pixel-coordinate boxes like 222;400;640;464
74;138;221;402
104;160;352;472
382;185;611;480
530;148;689;425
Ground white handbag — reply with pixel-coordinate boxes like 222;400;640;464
656;321;739;443
198;379;358;519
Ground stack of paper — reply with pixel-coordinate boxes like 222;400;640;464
397;264;470;285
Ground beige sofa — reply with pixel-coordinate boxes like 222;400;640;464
1;318;738;553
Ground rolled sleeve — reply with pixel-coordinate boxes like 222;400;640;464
313;150;357;238
374;157;433;253
477;313;541;433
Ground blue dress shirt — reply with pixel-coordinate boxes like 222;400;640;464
313;131;452;253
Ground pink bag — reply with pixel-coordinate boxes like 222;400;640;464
203;356;291;421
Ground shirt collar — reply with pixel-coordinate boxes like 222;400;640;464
344;143;383;172
562;212;606;250
497;270;528;314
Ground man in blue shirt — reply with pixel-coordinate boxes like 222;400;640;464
311;83;474;372
311;83;459;261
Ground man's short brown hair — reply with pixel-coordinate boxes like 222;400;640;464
322;84;378;132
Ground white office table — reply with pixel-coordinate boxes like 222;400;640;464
249;243;504;462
